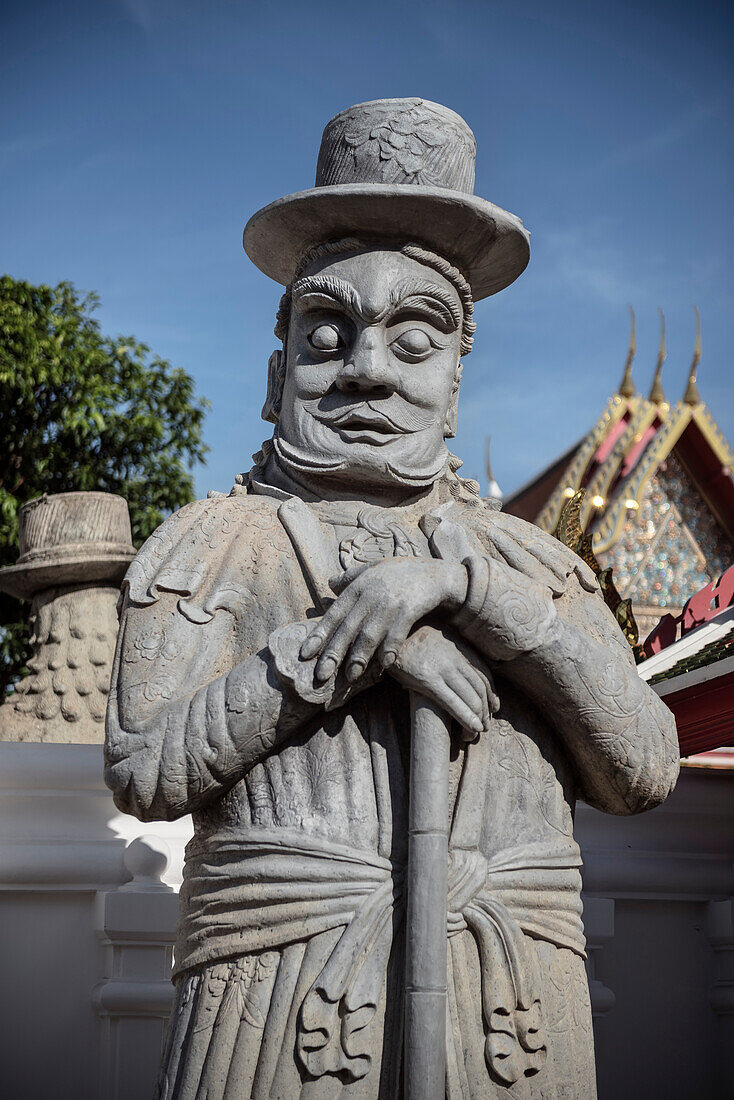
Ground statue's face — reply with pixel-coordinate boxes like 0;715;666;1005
277;248;463;491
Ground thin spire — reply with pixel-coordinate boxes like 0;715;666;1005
684;305;702;405
618;305;637;397
648;308;667;404
485;437;503;500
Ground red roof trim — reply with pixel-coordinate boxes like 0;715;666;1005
662;668;734;755
593;414;629;466
618;420;659;479
644;564;734;655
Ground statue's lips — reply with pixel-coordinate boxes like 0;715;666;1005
314;406;405;442
313;401;427;434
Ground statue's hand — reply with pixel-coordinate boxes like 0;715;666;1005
390;625;498;740
299;557;468;683
268;619;381;713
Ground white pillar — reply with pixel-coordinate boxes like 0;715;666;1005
0;742;191;1099
94;837;182;1100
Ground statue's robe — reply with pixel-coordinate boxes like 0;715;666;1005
105;471;678;1099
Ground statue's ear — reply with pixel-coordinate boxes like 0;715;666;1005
443;363;462;439
262;350;285;424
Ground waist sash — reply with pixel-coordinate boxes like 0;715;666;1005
176;822;584;1086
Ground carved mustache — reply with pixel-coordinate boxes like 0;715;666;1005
307;397;435;434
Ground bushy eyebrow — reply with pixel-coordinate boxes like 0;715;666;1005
291;275;362;317
291;273;461;332
388;279;461;333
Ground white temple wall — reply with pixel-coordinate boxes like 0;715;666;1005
0;742;731;1100
0;743;192;1100
593;897;714;1096
578;768;734;1098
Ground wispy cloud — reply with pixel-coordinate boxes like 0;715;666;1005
589;98;728;177
540;221;644;306
0;132;70;176
117;0;195;36
117;0;157;34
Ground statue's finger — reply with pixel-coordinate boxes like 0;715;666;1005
329;564;369;594
300;590;357;659
452;637;500;714
445;668;485;725
345;614;395;680
314;605;367;682
460;663;493;727
377;619;413;669
433;682;483;736
461;669;490;730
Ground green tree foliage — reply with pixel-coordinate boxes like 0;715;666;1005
0;275;209;694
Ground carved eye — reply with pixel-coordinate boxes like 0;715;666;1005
308;324;344;354
390;328;433;361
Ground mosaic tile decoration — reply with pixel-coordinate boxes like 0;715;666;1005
598;452;734;608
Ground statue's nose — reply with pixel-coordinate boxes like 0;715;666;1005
335;329;396;396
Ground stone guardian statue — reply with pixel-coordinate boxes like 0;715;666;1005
105;98;679;1099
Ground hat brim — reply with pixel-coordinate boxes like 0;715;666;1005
0;552;135;600
243;184;530;300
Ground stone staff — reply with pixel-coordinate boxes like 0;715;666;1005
279;496;453;1095
404;694;451;1099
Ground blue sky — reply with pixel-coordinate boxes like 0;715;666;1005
3;0;732;498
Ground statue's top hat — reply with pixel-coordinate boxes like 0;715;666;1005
243;98;530;301
0;492;136;600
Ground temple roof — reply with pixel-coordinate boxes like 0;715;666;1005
643;611;734;687
504;309;734;555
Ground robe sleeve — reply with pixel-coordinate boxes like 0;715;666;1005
432;504;679;816
103;498;315;821
105;566;298;820
504;573;680;815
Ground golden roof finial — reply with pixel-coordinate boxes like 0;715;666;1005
648;308;667;404
618;305;636;397
684;305;702;405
